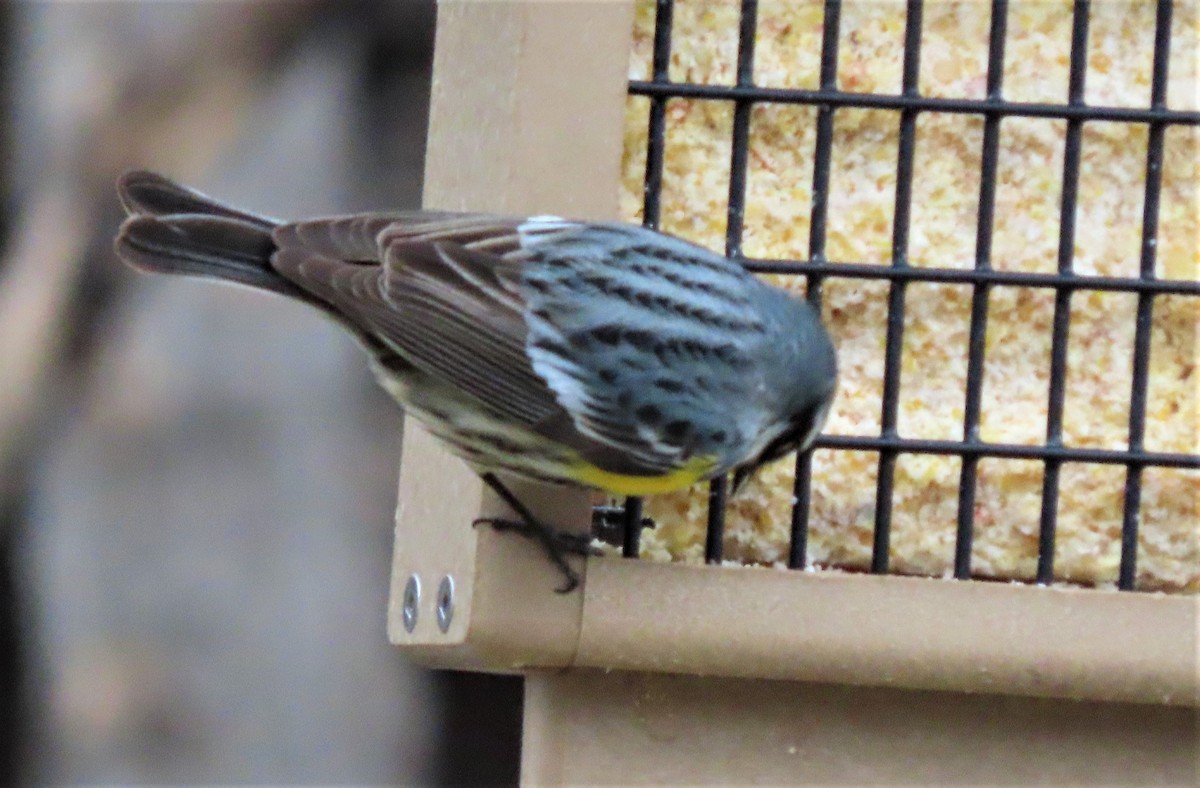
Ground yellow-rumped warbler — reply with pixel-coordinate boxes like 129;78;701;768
114;171;836;591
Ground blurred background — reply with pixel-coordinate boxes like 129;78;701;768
0;2;522;783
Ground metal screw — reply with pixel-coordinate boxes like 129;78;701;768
436;575;455;633
402;575;421;633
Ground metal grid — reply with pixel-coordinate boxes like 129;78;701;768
624;0;1200;590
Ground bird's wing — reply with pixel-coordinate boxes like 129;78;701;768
271;215;566;430
519;224;770;473
273;216;766;478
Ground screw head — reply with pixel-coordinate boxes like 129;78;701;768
436;575;455;633
402;575;420;633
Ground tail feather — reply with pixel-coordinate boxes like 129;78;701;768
114;171;315;303
117;170;278;229
116;214;306;299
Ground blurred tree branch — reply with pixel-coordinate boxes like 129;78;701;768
0;2;320;490
3;4;448;783
0;188;85;496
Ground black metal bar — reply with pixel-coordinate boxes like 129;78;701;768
1119;0;1174;591
788;450;815;569
725;0;759;261
629;80;1200;126
705;480;727;563
788;0;842;568
871;0;924;574
808;0;842;274
705;0;761;565
641;0;676;230
741;258;1200;295
955;0;1009;580
814;434;1199;469
1036;0;1090;586
621;496;644;558
625;0;676;544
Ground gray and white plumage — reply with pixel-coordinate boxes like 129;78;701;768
114;170;836;496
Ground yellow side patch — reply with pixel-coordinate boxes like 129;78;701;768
570;455;718;496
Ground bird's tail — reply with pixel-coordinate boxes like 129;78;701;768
114;171;307;301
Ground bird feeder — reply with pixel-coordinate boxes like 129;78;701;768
390;2;1197;783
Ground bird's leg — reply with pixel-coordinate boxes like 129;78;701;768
474;473;600;593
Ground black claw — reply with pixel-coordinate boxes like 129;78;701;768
472;516;519;531
553;562;580;594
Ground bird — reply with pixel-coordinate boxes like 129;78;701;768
113;170;837;592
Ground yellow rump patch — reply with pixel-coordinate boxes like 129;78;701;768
570;455;717;496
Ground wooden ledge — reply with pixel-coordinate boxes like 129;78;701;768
576;559;1198;706
392;523;1198;706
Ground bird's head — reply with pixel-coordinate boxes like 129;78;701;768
731;288;837;494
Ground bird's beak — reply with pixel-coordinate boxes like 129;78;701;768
731;464;757;496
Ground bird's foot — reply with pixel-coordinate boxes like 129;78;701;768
477;473;604;593
472;516;597;593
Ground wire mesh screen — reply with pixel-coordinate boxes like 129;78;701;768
621;0;1198;591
